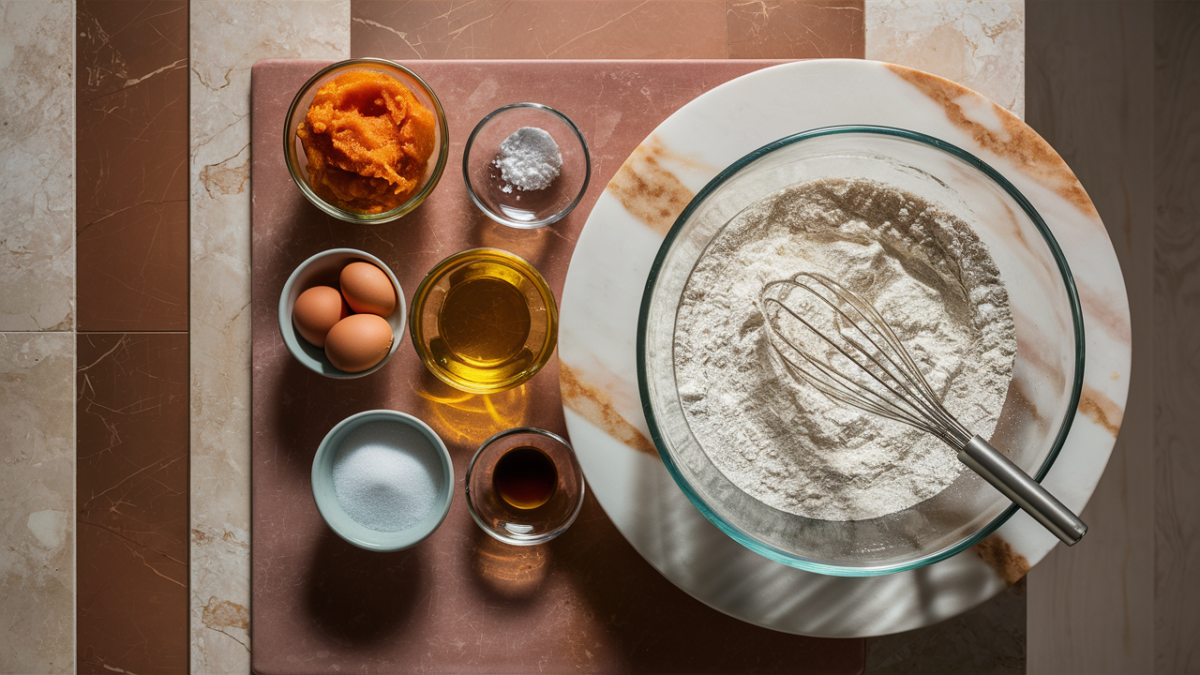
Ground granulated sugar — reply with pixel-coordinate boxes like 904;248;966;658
674;177;1016;521
494;126;562;193
332;421;442;532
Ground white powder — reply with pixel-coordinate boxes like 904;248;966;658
332;421;443;532
494;126;562;192
674;178;1017;521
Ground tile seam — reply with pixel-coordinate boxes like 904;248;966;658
73;2;79;672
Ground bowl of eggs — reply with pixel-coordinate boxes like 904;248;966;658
279;248;405;377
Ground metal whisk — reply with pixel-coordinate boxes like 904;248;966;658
761;272;1087;546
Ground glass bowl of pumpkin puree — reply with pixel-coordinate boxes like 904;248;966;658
285;58;449;224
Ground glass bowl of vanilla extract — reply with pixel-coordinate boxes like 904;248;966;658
465;427;585;546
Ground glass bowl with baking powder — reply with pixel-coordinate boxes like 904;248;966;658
639;126;1084;576
463;103;591;229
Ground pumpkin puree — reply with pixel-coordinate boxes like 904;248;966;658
297;70;436;214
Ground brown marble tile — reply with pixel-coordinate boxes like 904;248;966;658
727;0;864;59
249;58;861;675
352;0;727;59
77;333;188;675
76;0;188;332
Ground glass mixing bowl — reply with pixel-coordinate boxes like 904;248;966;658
638;126;1085;576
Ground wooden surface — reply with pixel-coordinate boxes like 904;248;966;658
1025;2;1154;673
1027;1;1200;673
1154;2;1200;672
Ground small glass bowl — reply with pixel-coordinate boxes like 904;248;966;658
463;103;591;229
312;410;454;552
465;427;585;546
283;58;450;224
409;248;558;394
279;248;405;379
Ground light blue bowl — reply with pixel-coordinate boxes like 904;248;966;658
312;410;454;551
279;248;406;378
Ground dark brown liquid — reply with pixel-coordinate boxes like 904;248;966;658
493;446;558;510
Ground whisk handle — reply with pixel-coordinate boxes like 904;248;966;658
958;436;1088;546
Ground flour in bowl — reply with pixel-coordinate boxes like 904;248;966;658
673;177;1017;521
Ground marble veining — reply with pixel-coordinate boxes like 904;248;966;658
0;0;75;332
0;333;75;674
561;362;657;456
866;0;1025;118
189;2;349;672
726;0;865;60
605;136;700;237
351;0;729;60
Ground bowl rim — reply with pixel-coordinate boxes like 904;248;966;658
283;57;450;224
463;426;586;546
636;124;1086;577
311;409;454;552
462;102;592;230
278;247;406;379
408;247;560;394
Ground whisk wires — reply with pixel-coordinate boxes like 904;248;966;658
761;272;973;450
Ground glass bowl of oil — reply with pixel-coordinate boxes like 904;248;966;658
409;248;558;394
465;427;585;546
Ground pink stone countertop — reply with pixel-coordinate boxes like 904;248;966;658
250;58;866;675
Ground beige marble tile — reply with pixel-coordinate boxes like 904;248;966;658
865;0;1025;118
189;1;349;672
0;0;74;332
0;332;75;674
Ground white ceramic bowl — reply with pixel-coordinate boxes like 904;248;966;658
312;410;454;551
279;248;405;378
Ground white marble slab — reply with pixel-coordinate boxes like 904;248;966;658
559;59;1129;637
189;2;349;671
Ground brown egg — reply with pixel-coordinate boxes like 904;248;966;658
293;286;351;347
324;313;394;373
340;261;397;316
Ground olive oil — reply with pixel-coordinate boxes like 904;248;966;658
493;445;558;510
440;275;531;365
414;249;558;394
